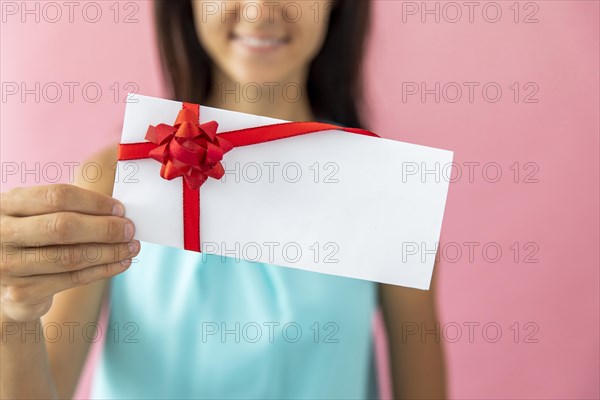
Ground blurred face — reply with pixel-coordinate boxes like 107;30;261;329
192;0;334;85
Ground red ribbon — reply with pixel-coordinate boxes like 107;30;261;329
118;102;379;252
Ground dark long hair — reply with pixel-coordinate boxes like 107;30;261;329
154;1;371;128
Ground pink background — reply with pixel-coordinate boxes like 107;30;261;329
1;1;598;399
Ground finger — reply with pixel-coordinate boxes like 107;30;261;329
2;241;141;277
1;184;124;217
2;213;135;247
13;260;134;300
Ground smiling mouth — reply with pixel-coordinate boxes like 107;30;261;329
230;32;290;51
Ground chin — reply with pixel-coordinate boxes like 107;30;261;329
227;67;293;87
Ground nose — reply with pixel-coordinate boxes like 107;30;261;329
225;0;291;25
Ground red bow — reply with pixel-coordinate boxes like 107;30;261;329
145;107;233;190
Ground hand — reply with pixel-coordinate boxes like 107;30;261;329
0;184;140;323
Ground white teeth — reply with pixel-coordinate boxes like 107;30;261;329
238;36;283;48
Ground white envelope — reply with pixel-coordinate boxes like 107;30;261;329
113;94;453;290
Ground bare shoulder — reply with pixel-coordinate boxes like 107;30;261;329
76;145;118;196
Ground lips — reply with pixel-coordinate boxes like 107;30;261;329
230;32;290;51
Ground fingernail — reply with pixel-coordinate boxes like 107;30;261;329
121;259;132;268
124;222;134;240
112;203;125;217
128;240;139;254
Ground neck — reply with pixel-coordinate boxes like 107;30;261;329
204;69;315;122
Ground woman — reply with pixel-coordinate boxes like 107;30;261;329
0;1;446;399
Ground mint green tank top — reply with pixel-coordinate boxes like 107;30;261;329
89;241;379;399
